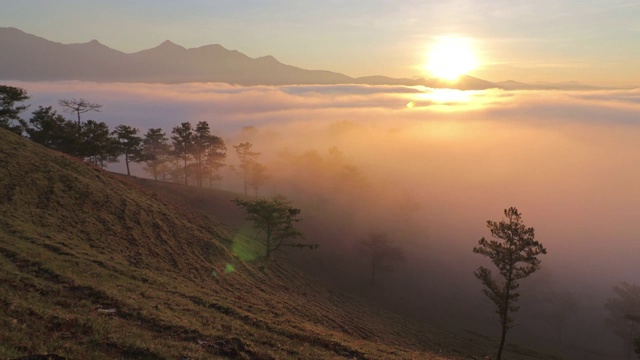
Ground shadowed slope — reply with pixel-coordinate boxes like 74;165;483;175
0;129;561;359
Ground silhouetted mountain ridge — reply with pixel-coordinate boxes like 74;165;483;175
0;27;607;90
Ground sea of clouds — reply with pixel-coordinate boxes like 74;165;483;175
6;80;640;352
7;80;640;277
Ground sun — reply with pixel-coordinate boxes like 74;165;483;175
425;37;478;81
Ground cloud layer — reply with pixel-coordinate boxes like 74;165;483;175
6;80;640;351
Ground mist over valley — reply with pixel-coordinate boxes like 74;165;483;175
3;79;640;358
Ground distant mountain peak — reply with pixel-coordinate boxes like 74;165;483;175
2;27;25;34
78;39;107;48
155;40;186;51
256;55;279;63
199;43;226;50
5;27;611;89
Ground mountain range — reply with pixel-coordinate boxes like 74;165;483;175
0;27;605;90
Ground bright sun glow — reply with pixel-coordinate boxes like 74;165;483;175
425;37;478;81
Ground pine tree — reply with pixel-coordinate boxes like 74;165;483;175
112;124;144;176
473;207;547;360
232;197;317;259
141;128;171;181
0;85;29;134
171;122;193;185
233;142;260;195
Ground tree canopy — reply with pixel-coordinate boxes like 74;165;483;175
112;124;144;176
232;197;317;259
605;282;640;359
171;122;194;185
58;98;102;125
473;207;547;360
358;233;404;285
0;85;30;134
233;142;260;195
141;128;171;181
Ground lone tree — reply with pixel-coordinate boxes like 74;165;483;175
59;98;102;125
473;207;547;360
358;233;405;286
232;197;318;259
0;84;30;134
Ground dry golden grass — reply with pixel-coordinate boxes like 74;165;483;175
0;129;563;360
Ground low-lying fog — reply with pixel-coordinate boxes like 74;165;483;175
9;80;640;357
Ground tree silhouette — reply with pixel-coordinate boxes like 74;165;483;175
24;106;80;154
247;162;269;196
605;282;640;359
78;120;116;168
171;122;193;185
58;98;102;125
0;85;29;134
358;233;404;286
233;142;260;195
232;197;317;259
473;207;547;360
192;121;225;187
141;128;171;181
112;124;144;176
626;314;640;359
205;136;226;188
544;290;579;343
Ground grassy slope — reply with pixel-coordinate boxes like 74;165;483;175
0;128;561;360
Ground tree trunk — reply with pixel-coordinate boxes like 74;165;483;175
265;229;272;259
496;279;512;360
196;158;202;187
243;169;247;195
496;321;508;360
183;156;188;185
125;153;131;176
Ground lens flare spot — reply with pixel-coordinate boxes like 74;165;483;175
225;263;236;273
232;233;258;261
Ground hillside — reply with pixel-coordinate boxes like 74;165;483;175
0;128;562;359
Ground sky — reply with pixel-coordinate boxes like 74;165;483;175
2;0;640;86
